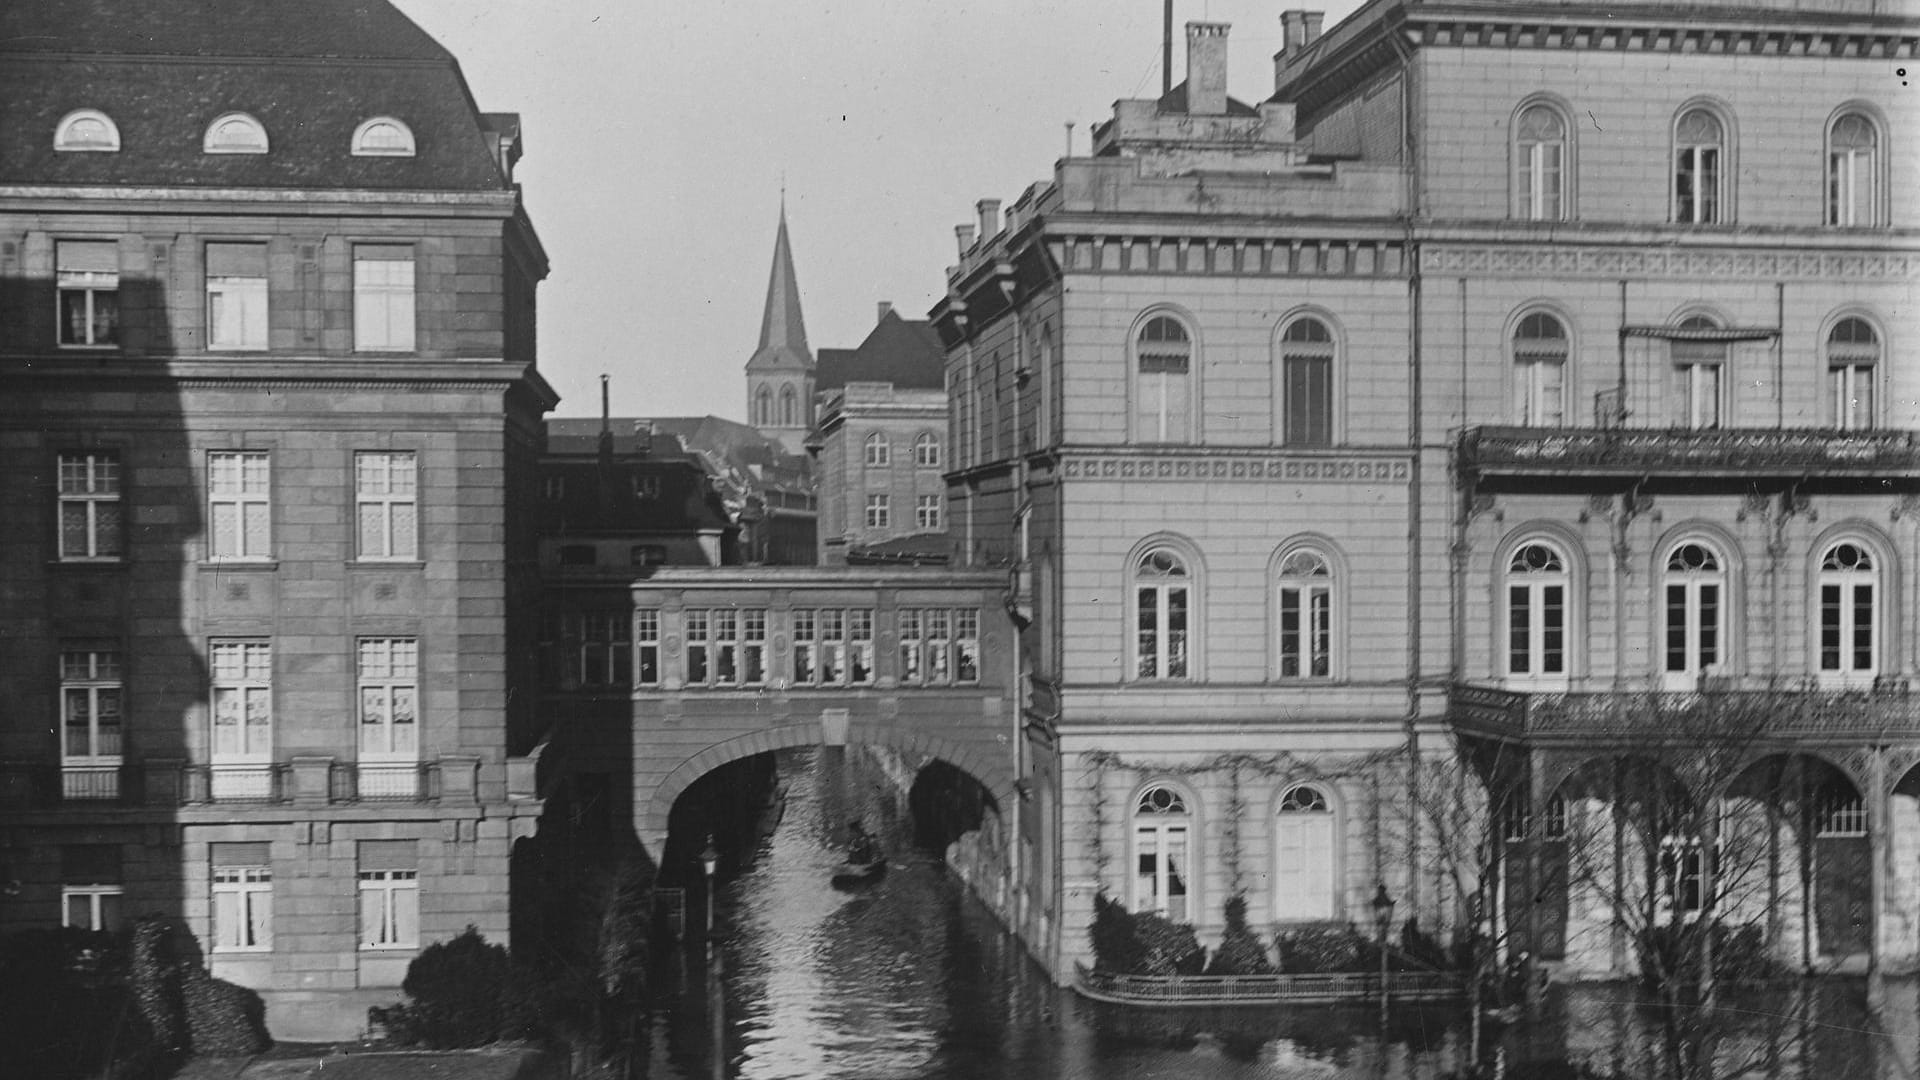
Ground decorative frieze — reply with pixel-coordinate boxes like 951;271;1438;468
1060;451;1410;483
1422;245;1920;282
1407;18;1917;61
1057;235;1405;278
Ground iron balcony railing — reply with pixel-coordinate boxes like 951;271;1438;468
1449;679;1920;742
1457;426;1920;480
1074;964;1465;1006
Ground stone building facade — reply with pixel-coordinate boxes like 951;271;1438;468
0;1;551;1038
938;0;1920;982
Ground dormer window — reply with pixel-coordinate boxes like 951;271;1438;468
352;117;416;157
204;113;268;155
55;110;120;152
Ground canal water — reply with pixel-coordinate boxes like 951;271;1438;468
641;746;1920;1079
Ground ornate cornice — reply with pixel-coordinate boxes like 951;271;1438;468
1420;244;1920;281
1051;233;1407;279
1059;447;1411;484
1405;10;1919;61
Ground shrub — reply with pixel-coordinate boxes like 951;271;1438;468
1089;893;1205;976
372;926;516;1048
1205;895;1275;976
1274;923;1365;973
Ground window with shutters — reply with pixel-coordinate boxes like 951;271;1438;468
1274;784;1335;921
205;242;268;351
58;451;122;561
1280;316;1335;446
353;245;416;352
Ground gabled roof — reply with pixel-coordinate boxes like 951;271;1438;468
1156;80;1260;118
745;207;812;373
815;310;946;391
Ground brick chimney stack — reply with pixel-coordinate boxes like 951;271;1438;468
1185;22;1230;116
1281;10;1326;56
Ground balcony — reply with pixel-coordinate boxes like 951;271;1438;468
0;759;455;809
1457;426;1920;483
329;761;442;802
1449;679;1920;744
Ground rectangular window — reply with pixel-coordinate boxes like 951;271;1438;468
1278;585;1332;679
353;245;416;352
1284;356;1333;446
355;452;418;561
1508;584;1565;677
1832;364;1875;432
685;609;766;687
1520;142;1563;221
916;494;942;530
211;843;273;951
539;612;632;691
790;608;876;687
1675;148;1720;224
206;242;268;351
61;845;123;932
58;451;122;560
1678;362;1722;429
207;451;271;560
357;842;418;949
897;608;980;686
61;648;123;799
210;640;272;763
57;240;118;347
865;494;890;529
635;610;661;686
357;638;418;761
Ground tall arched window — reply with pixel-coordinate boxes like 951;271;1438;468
1672;315;1726;429
1274;784;1335;921
1662;541;1726;684
1506;541;1570;681
753;385;773;427
913;432;941;468
1512;311;1569;426
1828;112;1880;227
1135;315;1193;442
1673;107;1725;224
1818;542;1878;681
1277;548;1333;679
1132;547;1191;681
1280;316;1335;446
863;432;890;467
1131;784;1191;921
778;385;798;427
1514;103;1567;221
1827;317;1880;431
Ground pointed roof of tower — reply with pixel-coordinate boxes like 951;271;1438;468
746;206;812;372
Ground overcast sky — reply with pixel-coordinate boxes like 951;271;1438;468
393;1;1364;421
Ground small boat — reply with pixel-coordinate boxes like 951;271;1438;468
830;855;886;888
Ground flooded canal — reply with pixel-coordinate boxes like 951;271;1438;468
639;747;1920;1079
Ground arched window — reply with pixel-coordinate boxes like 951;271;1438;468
204;113;268;154
352;117;416;157
54;109;120;152
1134;315;1193;442
1828;112;1880;227
913;432;941;468
1672;315;1726;429
1506;541;1570;681
1818;542;1878;681
753;385;773;427
1827;317;1880;431
863;432;890;467
1132;546;1191;681
778;385;797;427
1662;541;1726;684
1512;311;1569;426
1673;108;1725;224
1514;103;1567;221
1274;784;1335;921
1280;316;1335;446
1131;784;1192;921
1277;548;1333;679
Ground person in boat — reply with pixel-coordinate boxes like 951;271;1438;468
846;820;879;865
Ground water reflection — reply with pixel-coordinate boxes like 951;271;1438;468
644;747;1920;1079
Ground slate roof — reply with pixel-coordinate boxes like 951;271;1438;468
1156;80;1261;118
815;311;946;392
0;0;508;190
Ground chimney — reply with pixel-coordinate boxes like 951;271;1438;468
1186;22;1230;116
1281;10;1324;55
976;198;1002;242
1304;11;1325;42
955;222;977;256
877;301;894;323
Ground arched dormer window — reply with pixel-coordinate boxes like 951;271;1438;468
913;432;941;468
1505;540;1571;682
55;110;121;152
778;385;798;427
1274;784;1335;921
1279;315;1336;446
1818;541;1879;682
1673;106;1727;224
1132;546;1192;681
1131;784;1192;921
1512;310;1570;426
1827;316;1881;431
863;432;890;468
352;117;416;157
753;385;773;427
1134;314;1193;443
1662;540;1727;686
204;113;268;154
1827;111;1882;227
1276;548;1334;679
1513;102;1568;221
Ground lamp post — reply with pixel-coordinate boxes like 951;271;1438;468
699;834;720;944
1371;883;1396;1026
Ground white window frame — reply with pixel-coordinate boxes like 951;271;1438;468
685;609;767;688
358;869;419;949
210;640;273;766
207;451;271;560
1131;547;1192;681
351;117;416;157
355;451;419;561
1827;112;1880;228
635;610;661;687
353;247;416;352
1276;549;1334;680
1661;542;1726;689
58;451;122;561
61;649;123;799
357;638;419;764
1671;319;1727;430
791;608;875;687
916;494;942;530
1130;785;1193;922
203;112;269;154
205;242;269;351
57;240;119;348
1827;317;1880;432
1511;311;1569;427
54;109;120;152
63;884;124;931
914;432;941;468
1673;107;1727;225
212;866;273;952
1514;103;1567;221
1505;541;1571;685
1817;542;1879;685
1134;315;1193;444
864;432;891;467
1273;784;1336;922
865;493;890;529
1279;316;1336;447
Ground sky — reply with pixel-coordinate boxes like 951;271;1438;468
392;0;1366;422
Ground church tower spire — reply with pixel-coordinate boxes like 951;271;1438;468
745;204;815;453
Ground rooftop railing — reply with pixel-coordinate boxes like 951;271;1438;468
1449;679;1920;742
1458;426;1920;480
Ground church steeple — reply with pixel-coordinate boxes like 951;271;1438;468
745;203;815;452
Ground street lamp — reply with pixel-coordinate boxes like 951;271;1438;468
699;834;720;943
1371;883;1396;1025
